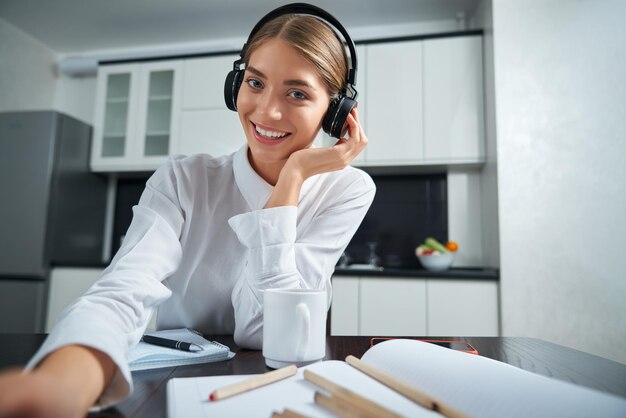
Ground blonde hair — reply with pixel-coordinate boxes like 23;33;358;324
243;14;349;99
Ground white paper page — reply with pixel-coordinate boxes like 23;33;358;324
167;360;441;418
362;339;626;418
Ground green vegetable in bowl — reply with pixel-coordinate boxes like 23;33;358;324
425;237;449;253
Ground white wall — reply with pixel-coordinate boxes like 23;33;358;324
0;18;57;112
471;0;500;270
0;17;97;124
53;74;97;125
448;169;484;267
493;0;626;364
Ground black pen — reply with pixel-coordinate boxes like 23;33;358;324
141;335;204;352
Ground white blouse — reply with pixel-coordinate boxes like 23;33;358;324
27;145;375;407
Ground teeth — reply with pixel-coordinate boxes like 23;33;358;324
255;125;288;139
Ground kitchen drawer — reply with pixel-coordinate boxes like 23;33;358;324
359;277;427;335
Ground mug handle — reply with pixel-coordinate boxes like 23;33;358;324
295;302;311;361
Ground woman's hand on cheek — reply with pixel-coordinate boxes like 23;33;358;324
286;107;368;180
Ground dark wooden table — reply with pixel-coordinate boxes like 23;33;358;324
1;334;625;417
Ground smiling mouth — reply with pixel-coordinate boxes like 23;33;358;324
252;122;291;140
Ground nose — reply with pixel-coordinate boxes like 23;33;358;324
258;90;282;120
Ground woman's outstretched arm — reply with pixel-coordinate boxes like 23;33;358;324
0;345;115;418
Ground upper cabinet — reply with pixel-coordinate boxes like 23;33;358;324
90;33;485;172
423;36;484;162
178;54;245;157
91;60;182;172
363;35;484;166
366;40;424;164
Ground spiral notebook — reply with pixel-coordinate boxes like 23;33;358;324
129;328;235;371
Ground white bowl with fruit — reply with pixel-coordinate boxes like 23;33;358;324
416;238;459;272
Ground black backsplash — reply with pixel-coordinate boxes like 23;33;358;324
346;174;448;269
111;178;148;257
111;174;448;269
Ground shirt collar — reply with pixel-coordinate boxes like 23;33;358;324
233;144;319;211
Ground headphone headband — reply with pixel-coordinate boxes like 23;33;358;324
238;2;357;90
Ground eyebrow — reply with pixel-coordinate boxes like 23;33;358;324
246;66;317;91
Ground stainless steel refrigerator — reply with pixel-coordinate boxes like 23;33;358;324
0;111;108;332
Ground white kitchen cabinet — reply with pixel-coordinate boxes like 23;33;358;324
360;35;484;167
179;54;245;156
427;279;498;336
182;54;238;110
90;34;484;171
423;36;484;162
47;267;157;332
46;267;103;331
91;60;182;172
365;40;424;165
331;275;499;336
360;277;427;335
91;64;135;169
330;276;359;335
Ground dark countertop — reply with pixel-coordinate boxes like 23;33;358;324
333;266;499;280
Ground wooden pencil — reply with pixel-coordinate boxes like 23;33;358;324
345;355;472;418
303;369;401;418
209;364;297;401
282;409;310;418
314;391;368;418
271;408;311;418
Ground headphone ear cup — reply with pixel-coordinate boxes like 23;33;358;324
323;95;357;139
322;97;340;136
224;70;244;111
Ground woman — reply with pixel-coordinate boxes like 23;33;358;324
0;6;374;418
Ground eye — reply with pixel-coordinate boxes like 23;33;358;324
246;78;263;90
288;90;308;101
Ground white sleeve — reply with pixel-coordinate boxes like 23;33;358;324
228;172;375;349
25;163;184;409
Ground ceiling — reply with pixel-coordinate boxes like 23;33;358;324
0;0;479;54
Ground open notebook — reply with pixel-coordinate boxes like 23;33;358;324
167;339;626;418
129;328;234;371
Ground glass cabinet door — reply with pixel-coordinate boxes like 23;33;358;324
101;73;131;157
91;61;180;171
143;70;174;156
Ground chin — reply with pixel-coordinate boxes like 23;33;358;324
247;140;289;163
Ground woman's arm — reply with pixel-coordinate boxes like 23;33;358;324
0;158;187;416
0;345;115;418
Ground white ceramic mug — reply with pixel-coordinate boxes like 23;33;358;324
262;288;327;368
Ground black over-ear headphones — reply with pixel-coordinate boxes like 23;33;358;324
224;2;358;139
